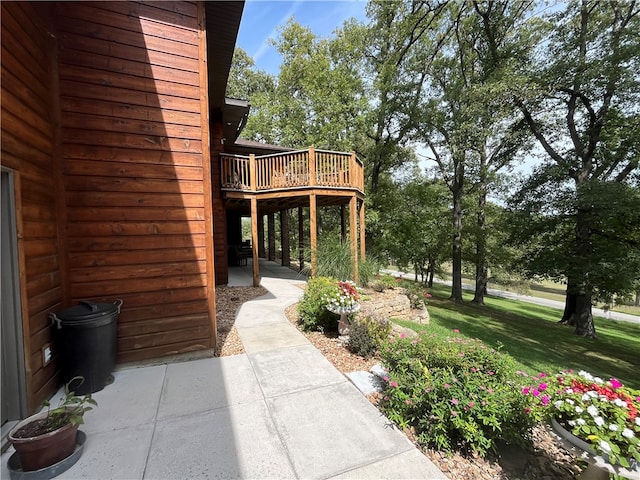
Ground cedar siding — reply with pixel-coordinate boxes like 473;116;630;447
56;2;215;363
1;2;62;412
1;1;218;413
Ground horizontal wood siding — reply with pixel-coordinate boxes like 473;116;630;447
56;1;214;363
1;2;62;411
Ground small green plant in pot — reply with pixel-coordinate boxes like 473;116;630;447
9;376;97;471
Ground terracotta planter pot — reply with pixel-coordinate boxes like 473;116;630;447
8;410;79;472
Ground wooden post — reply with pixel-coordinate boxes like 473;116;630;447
298;206;305;272
350;151;357;188
251;196;260;287
340;205;346;243
359;199;366;260
268;213;275;261
257;213;265;258
309;146;316;186
281;209;290;267
249;153;257;192
310;193;317;277
350;195;358;284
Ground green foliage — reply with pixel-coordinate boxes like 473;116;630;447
369;274;398;292
304;236;380;287
348;314;392;358
42;377;97;433
380;334;534;456
297;277;339;332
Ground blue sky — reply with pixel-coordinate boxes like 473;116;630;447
236;0;368;75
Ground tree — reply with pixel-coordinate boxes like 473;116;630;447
419;1;534;303
514;1;640;337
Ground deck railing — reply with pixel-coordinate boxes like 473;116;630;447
221;148;364;193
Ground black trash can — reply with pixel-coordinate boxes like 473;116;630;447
50;299;122;395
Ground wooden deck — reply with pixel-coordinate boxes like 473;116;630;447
221;147;364;195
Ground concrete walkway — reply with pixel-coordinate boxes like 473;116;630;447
2;260;446;479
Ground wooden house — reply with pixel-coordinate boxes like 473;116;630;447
0;0;364;427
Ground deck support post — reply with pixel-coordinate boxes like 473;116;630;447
267;213;275;261
359;199;366;260
298;207;304;272
281;209;290;267
350;195;358;284
257;213;265;258
251;196;260;287
310;194;317;277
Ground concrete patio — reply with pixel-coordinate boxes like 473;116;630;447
1;260;446;479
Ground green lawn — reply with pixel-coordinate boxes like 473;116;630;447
395;283;640;390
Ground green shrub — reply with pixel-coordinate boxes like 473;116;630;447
347;314;391;358
399;279;431;309
379;333;534;456
302;237;380;287
369;274;399;292
298;276;339;332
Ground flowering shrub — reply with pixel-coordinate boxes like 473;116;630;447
323;280;359;313
522;370;640;468
380;330;534;456
347;314;391;358
298;277;340;332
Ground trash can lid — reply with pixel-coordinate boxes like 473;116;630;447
52;299;122;324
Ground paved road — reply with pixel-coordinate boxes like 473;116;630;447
384;269;640;326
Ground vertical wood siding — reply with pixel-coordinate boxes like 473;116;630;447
56;2;214;363
1;2;62;411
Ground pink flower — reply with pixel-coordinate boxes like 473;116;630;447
539;373;547;378
389;381;398;388
468;401;475;408
532;389;540;397
525;407;531;414
539;383;548;391
444;383;451;389
523;387;530;395
406;399;412;405
451;398;459;405
471;367;477;373
541;395;550;406
451;410;458;416
453;329;460;333
610;378;623;389
458;352;465;357
400;333;407;339
488;388;494;394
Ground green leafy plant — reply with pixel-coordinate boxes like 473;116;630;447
521;370;640;468
347;314;391;358
379;331;534;456
398;279;432;309
42;376;97;432
298;276;339;332
369;274;398;292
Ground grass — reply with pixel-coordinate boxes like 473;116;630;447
395;282;640;390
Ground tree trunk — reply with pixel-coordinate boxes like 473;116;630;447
561;204;597;338
635;290;639;307
450;175;464;303
473;170;488;305
427;258;435;288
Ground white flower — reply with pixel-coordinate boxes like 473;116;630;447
600;440;612;453
594;377;604;384
576;418;586;426
575;406;583;413
554;400;564;409
636;417;640;427
622;428;635;439
579;370;594;381
566;388;574;394
587;405;598;417
594;416;605;427
582;393;591;401
613;398;628;408
588;391;598;398
609;424;619;431
566;399;575;405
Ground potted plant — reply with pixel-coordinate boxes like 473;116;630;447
521;370;640;471
8;376;97;471
323;280;360;334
